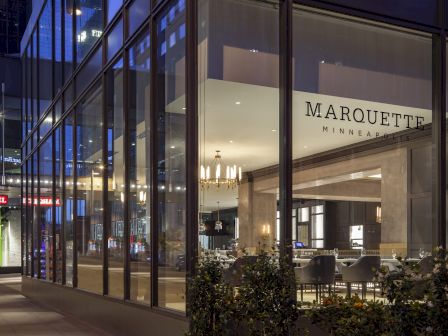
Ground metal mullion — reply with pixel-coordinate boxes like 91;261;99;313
279;0;293;262
149;16;158;308
432;0;447;249
185;0;198;288
123;46;131;300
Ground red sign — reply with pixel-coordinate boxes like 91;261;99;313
0;195;8;205
22;197;61;206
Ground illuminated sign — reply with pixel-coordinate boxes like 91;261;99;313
0;195;8;205
22;197;61;206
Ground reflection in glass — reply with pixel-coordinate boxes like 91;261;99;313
76;83;103;294
156;1;186;311
39;0;53;117
39;138;53;280
197;0;279;278
55;127;63;283
107;0;123;23
64;0;74;81
64;114;74;285
32;151;38;277
107;20;123;62
291;6;432;301
76;0;103;64
106;59;124;298
128;0;150;37
128;31;151;303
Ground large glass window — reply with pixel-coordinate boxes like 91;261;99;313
128;0;150;38
64;0;74;82
64;114;74;285
197;0;280;274
106;19;123;62
39;0;53;117
76;83;104;294
55;127;63;283
75;0;103;64
26;45;32;134
32;151;38;277
128;30;151;304
55;0;63;93
26;159;32;275
76;46;102;96
106;58;124;298
156;0;187;311
32;31;37;129
291;7;432;299
39;137;53;281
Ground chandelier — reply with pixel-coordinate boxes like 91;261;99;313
200;150;242;189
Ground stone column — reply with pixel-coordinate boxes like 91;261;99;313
238;179;277;254
379;148;408;257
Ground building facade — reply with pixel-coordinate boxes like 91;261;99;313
20;0;447;334
0;0;29;273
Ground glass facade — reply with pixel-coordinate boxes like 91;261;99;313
20;0;448;318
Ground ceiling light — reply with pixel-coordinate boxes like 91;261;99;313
200;150;242;189
235;101;241;105
170;146;175;149
229;140;233;143
271;129;276;132
75;8;82;15
368;174;382;179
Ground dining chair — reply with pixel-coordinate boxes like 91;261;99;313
341;255;381;299
294;255;336;302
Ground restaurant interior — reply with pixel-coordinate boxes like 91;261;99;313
193;0;434;301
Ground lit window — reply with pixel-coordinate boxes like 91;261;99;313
179;23;185;39
169;32;176;47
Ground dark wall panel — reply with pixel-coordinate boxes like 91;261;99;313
318;0;437;27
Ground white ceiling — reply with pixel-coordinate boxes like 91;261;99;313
165;78;431;211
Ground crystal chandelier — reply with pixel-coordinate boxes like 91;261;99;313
200;150;242;189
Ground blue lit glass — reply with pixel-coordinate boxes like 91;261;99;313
32;32;37;128
107;0;123;23
55;0;63;93
64;0;73;81
39;0;53;117
76;46;102;96
107;19;123;62
76;0;103;64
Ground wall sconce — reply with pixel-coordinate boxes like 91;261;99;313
376;206;382;223
262;224;271;238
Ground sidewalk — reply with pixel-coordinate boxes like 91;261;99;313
0;274;109;335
